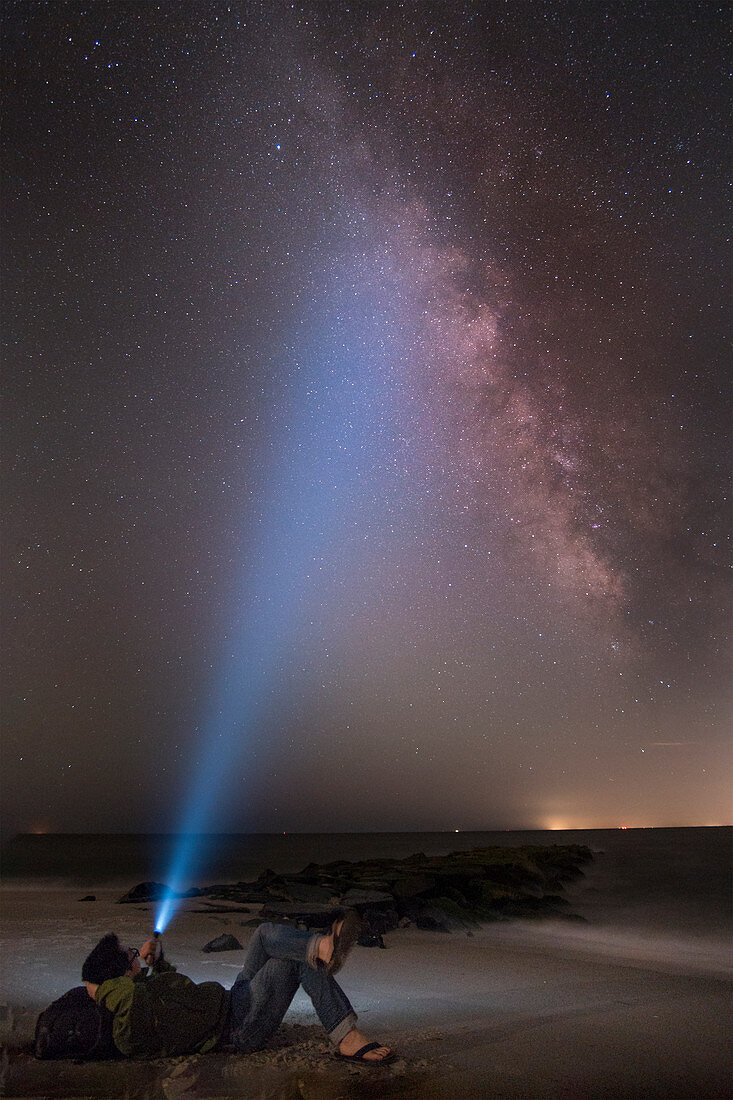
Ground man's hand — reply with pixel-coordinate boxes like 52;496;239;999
139;937;160;966
85;980;99;999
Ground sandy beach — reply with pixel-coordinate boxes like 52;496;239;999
1;830;731;1098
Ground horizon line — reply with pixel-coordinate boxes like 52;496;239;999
3;823;731;841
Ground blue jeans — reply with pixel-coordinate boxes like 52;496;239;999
226;922;357;1053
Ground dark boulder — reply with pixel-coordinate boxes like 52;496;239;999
402;897;477;932
278;882;337;905
339;888;394;909
118;882;175;904
202;934;243;953
202;883;273;904
390;874;436;900
259;902;342;927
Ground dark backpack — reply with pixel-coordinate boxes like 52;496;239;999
34;986;119;1061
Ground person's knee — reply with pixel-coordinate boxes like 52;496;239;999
256;922;276;941
267;957;299;979
260;957;301;996
247;922;273;953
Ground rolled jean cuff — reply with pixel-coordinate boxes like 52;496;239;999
306;933;321;970
328;1012;358;1047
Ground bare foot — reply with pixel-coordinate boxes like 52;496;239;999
316;919;341;966
338;1028;392;1062
317;913;360;973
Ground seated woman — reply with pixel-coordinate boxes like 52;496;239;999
82;915;393;1064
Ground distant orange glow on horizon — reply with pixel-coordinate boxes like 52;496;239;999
537;814;682;831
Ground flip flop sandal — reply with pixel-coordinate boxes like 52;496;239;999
334;1041;396;1064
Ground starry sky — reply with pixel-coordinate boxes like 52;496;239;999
3;1;730;836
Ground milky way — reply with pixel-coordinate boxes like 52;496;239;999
3;2;730;833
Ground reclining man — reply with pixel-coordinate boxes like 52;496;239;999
82;916;393;1064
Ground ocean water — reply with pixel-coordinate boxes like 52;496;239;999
2;826;730;939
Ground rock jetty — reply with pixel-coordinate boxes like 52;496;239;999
119;844;592;943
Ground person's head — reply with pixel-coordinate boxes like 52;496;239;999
82;933;141;983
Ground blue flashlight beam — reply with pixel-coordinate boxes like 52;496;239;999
155;298;402;931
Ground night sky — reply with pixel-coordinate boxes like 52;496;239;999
3;1;730;836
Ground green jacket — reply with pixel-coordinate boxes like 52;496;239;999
95;958;230;1057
